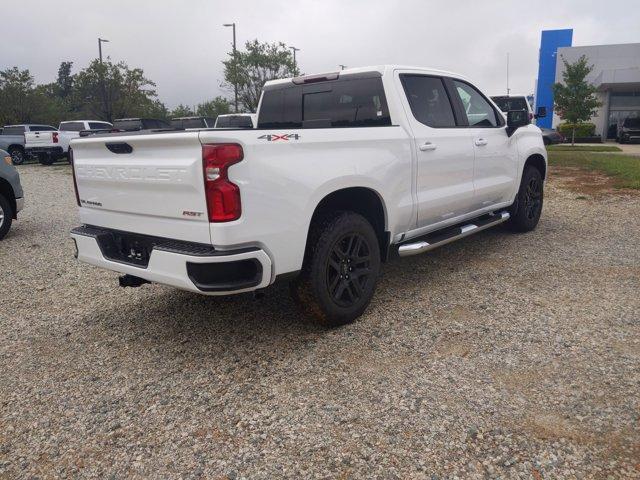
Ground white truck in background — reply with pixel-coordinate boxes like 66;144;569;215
25;120;112;165
70;65;547;327
214;113;256;129
490;94;547;123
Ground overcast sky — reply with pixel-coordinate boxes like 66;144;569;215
2;0;639;109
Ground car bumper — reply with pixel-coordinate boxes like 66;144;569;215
25;146;65;156
15;197;24;213
70;225;273;295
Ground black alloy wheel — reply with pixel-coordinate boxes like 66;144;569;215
326;232;373;309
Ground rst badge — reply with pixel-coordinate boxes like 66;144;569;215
258;134;301;141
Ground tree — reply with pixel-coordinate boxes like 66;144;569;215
170;104;194;118
223;40;298;112
552;55;602;145
56;61;74;99
196;96;230;118
71;60;165;122
0;67;38;125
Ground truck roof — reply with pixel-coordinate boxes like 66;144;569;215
60;119;111;123
4;123;54;127
264;65;467;88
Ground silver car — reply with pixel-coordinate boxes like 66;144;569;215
0;148;24;239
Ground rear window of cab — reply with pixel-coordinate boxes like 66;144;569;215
258;75;391;129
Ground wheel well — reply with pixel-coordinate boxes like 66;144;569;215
308;187;390;260
0;178;16;218
525;154;546;180
7;144;23;152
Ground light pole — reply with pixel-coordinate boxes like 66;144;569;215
290;46;300;74
223;23;238;112
506;52;510;95
98;38;109;63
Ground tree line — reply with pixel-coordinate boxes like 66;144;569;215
0;40;298;127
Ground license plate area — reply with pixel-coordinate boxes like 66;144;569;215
96;231;153;267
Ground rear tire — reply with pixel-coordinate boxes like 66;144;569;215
507;165;544;232
8;147;24;166
0;193;13;240
290;211;381;327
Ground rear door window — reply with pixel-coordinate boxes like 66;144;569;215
400;75;456;128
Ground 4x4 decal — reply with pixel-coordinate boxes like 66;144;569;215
258;134;301;141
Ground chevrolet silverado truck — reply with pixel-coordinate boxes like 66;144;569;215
70;65;547;326
24;120;113;165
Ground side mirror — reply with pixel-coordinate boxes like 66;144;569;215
535;106;547;119
506;110;530;136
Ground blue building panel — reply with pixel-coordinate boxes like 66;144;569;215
535;29;573;128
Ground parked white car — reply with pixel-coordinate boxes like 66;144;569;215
25;120;112;165
70;65;547;326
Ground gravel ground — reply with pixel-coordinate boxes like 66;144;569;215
1;163;639;479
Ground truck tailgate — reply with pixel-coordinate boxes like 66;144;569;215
25;130;55;147
71;131;211;244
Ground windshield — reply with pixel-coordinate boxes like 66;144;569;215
491;96;529;113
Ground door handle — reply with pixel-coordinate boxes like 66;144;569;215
419;142;437;151
475;138;488;146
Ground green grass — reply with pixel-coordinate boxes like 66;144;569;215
546;145;622;152
548;151;640;189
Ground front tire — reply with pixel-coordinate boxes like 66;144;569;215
8;147;24;166
0;193;13;240
507;165;544;232
290;211;381;327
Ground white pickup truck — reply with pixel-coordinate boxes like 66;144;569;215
25;120;112;165
70;65;546;326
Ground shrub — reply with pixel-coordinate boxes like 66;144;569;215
557;122;596;138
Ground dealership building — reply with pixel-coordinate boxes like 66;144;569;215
535;29;640;140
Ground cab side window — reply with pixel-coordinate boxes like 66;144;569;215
400;75;456;128
453;80;499;127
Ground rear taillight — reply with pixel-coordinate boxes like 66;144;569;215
52;132;59;143
202;144;243;222
69;148;80;206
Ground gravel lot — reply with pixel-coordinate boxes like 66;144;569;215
1;163;639;479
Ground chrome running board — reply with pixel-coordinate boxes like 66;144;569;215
397;211;510;257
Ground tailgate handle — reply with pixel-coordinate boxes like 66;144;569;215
106;142;133;154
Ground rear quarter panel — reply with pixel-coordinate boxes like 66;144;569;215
199;126;413;276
